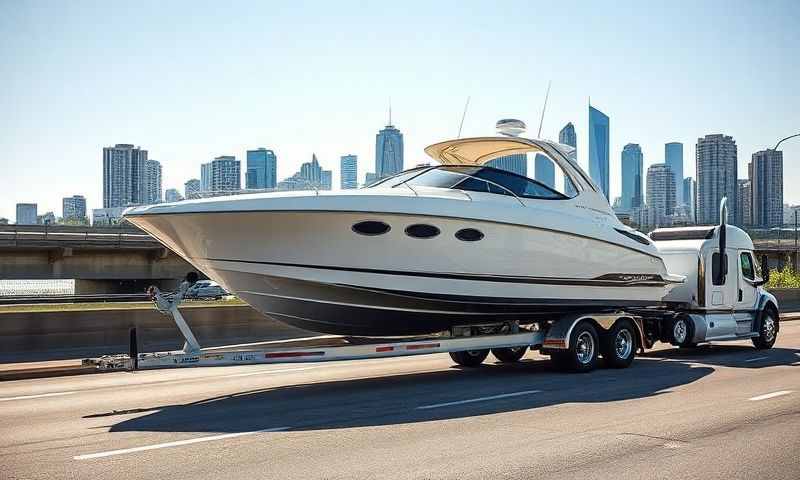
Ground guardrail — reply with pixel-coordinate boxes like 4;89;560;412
0;293;150;305
0;225;159;248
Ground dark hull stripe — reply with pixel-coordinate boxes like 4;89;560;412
204;257;670;287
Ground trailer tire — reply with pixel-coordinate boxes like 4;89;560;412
752;309;778;350
601;320;636;369
449;349;490;367
491;346;527;363
669;316;694;347
550;321;599;373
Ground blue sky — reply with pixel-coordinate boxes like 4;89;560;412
1;0;798;221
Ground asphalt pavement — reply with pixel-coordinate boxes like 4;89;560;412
2;323;800;479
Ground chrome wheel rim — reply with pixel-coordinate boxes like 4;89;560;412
763;316;776;342
615;329;633;359
466;350;483;357
673;320;688;344
575;332;595;364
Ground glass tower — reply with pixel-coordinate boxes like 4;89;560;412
488;154;527;177
534;154;555;188
375;124;404;178
588;106;610;200
620;144;643;211
245;148;277;190
665;142;684;203
696;134;737;225
340;155;358;189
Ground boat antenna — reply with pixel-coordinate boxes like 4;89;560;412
457;96;470;138
537;80;551;139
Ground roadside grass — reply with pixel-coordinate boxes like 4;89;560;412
0;296;246;314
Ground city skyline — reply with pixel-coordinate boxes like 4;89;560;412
1;2;798;220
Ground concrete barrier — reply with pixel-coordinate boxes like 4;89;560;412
771;288;800;313
0;303;314;363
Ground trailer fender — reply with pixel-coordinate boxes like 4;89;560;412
543;314;642;351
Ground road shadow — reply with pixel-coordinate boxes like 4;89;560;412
96;355;720;434
641;345;800;369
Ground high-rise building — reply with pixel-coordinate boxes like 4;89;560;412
682;177;696;222
751;149;783;227
320;170;332;191
588;105;610;200
145;159;162;204
200;163;213;192
696;134;737;225
340;155;358;189
62;195;87;222
278;153;331;191
245;148;277;190
37;212;56;225
533;154;555;188
646;163;676;226
736;179;753;227
211;156;241;194
488;154;527;177
375;123;404;179
165;188;183;203
559;122;577;150
620;144;643;211
102;144;148;208
184;179;201;200
665;142;684;203
15;203;37;225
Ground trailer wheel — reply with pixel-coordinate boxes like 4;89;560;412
491;346;527;363
601;320;636;368
670;316;694;347
449;349;490;367
752;310;778;350
550;322;599;373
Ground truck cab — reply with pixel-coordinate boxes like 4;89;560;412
650;224;779;347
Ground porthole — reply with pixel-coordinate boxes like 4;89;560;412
455;228;484;242
352;221;391;236
405;224;440;239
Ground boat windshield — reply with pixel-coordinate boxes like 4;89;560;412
368;165;568;200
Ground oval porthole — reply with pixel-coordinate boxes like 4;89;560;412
405;224;440;239
455;228;484;242
352;221;391;236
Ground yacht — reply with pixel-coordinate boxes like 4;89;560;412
124;123;683;336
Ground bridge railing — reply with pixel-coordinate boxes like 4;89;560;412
0;225;159;248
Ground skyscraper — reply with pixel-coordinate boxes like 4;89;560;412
184;179;201;200
665;142;684;203
534;154;555;188
62;195;87;222
200;163;213;192
620;144;643;211
488;154;527;177
320;170;332;191
15;203;37;225
211;156;241;194
682;177;696;222
145;159;162;204
102;144;148;208
245;148;277;190
751;149;783;227
375;123;403;179
696;134;737;225
278;153;332;191
341;154;358;189
588;105;610;200
646;163;676;226
559;122;577;150
736;179;753;227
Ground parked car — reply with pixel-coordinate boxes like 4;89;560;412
184;280;228;300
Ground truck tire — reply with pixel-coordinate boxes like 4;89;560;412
449;349;490;367
550;321;599;373
601;319;637;368
752;310;778;350
491;346;527;363
670;316;694;347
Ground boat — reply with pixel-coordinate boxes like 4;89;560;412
124;124;683;336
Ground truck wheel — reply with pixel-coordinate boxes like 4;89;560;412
601;320;637;368
449;349;490;367
752;310;778;350
670;316;694;347
491;346;527;363
550;322;599;373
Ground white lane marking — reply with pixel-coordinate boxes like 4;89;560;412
748;390;793;401
74;426;290;460
0;391;77;402
223;366;320;378
417;390;542;410
745;356;769;363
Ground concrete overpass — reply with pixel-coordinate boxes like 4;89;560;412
0;225;195;293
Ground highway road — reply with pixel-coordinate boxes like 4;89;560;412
2;323;800;479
